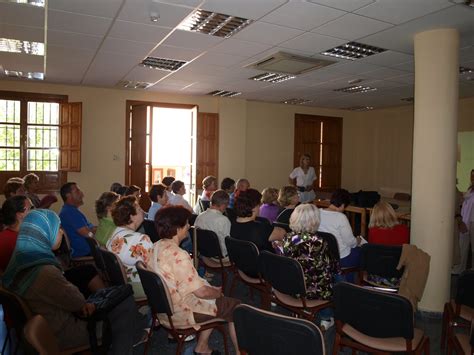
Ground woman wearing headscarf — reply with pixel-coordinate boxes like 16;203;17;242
2;210;137;353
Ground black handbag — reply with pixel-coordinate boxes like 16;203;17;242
85;284;134;354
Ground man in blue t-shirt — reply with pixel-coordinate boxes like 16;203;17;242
59;182;96;257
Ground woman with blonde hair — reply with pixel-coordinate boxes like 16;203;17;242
289;154;317;203
259;187;280;223
368;201;409;245
275;185;299;225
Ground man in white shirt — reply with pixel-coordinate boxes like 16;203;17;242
194;189;231;257
168;180;193;212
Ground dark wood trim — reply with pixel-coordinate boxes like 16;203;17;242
0;90;68;103
125;100;199;185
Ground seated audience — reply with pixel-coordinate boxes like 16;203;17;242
147;183;168;221
4;178;26;199
318;189;362;270
275;185;299;225
23;173;58;209
281;204;340;329
107;196;153;300
194;190;231;257
368;201;410;245
2;209;138;353
117;185;128;196
95;191;120;246
0;196;32;271
152;206;240;354
59;182;96;257
259;187;281;223
231;189;285;253
168;180;193;212
194;175;218;214
229;178;249;209
124;185;141;199
161;176;175;200
110;182;123;194
220;177;236;196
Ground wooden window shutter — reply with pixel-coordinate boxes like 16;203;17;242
196;112;219;185
129;105;148;190
59;102;82;172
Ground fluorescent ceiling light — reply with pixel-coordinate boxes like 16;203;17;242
179;9;252;38
281;98;313;105
400;97;414;102
3;70;44;80
334;85;377;94
207;90;241;97
250;72;296;83
141;57;187;72
322;42;386;61
342;106;374;111
1;0;44;6
459;66;474;74
0;38;44;55
118;80;153;89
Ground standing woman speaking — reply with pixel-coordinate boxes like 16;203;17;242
289;154;317;203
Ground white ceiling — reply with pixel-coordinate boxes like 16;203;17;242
1;0;474;109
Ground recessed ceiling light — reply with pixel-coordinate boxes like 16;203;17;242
334;85;377;93
459;66;474;74
141;56;187;72
322;41;386;61
0;38;44;55
400;97;414;102
342;106;374;111
178;9;252;38
3;70;43;80
281;98;313;105
1;0;44;6
250;72;296;83
207;90;241;97
118;80;154;89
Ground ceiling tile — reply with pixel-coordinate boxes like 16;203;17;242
0;3;44;28
101;37;156;56
233;22;303;46
118;0;193;27
150;44;202;61
307;0;375;12
48;0;123;18
332;61;382;75
313;13;393;40
201;0;287;20
392;61;414;72
1;52;44;73
280;32;346;55
108;21;171;43
260;1;345;31
0;23;43;42
209;38;272;57
46;45;95;83
354;0;453;25
387;73;414;84
48;10;112;36
162;30;224;50
123;66;170;82
364;67;409;80
193;52;248;68
48;30;103;51
358;50;413;67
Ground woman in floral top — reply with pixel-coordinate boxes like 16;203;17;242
151;206;240;355
107;196;153;300
280;203;340;329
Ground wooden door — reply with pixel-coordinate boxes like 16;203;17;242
196;112;219;186
60;102;82;172
294;114;342;191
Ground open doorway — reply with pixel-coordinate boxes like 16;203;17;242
126;102;219;212
150;106;197;205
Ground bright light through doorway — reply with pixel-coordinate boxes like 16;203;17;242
151;107;197;205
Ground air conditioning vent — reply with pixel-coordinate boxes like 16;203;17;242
245;51;336;75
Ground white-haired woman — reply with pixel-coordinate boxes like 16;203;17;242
280;203;339;329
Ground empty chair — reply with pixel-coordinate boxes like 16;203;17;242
135;261;229;355
84;237;107;276
225;236;271;310
61;232;94;267
359;243;403;288
333;282;430;355
196;228;232;292
447;319;474;355
442;270;474;349
259;251;331;321
234;304;325;355
393;192;411;201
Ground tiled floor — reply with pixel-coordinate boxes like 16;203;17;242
0;274;459;355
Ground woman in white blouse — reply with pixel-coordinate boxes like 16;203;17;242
289;154;317;203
